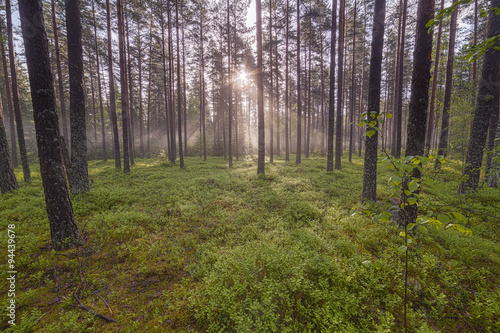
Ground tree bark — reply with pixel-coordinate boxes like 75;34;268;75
66;0;89;193
436;5;458;164
125;7;135;165
335;0;345;170
175;0;184;168
228;0;233;166
425;0;445;156
117;0;130;173
0;23;17;168
257;0;265;174
106;0;121;169
295;0;302;165
0;86;18;194
399;0;435;225
19;0;78;248
361;0;386;202
327;0;337;171
269;0;274;162
285;0;289;162
349;0;357;162
6;0;31;182
458;0;500;193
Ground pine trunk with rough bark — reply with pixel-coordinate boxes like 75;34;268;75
458;0;500;193
19;0;79;248
66;0;89;193
285;0;289;162
117;0;130;173
295;0;302;165
327;0;337;171
0;87;18;194
361;0;386;202
335;0;344;170
257;0;265;174
175;0;184;168
399;0;434;225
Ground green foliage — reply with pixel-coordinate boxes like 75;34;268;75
1;156;499;332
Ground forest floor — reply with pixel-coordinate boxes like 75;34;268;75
1;154;499;332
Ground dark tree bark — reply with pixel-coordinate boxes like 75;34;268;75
147;15;153;159
326;0;337;171
335;0;345;170
320;31;325;157
106;0;121;169
201;15;207;161
175;0;184;168
458;0;500;193
125;8;135;166
138;18;144;158
19;0;78;248
348;0;357;162
0;23;17;168
361;0;386;202
160;0;171;159
66;0;89;193
485;90;499;185
51;0;69;148
399;0;435;225
117;0;130;173
6;0;31;182
425;0;444;156
257;0;265;174
167;1;176;163
0;87;18;194
285;0;289;162
295;0;302;165
435;5;458;163
182;15;187;156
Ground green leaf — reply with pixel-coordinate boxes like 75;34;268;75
399;245;408;253
408;180;419;192
366;130;376;138
407;223;417;231
451;212;466;222
362;260;372;268
407;197;417;205
358;121;365;128
369;120;377;127
438;214;450;224
386;113;393;119
404;190;411;196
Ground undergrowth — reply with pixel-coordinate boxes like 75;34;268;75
0;154;499;332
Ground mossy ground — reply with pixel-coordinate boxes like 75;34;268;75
1;154;499;332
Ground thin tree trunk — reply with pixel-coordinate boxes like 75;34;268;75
146;15;153;159
349;0;357;162
0;86;18;194
125;7;135;165
436;5;458;164
168;2;176;163
138;18;144;158
175;0;184;168
182;14;187;156
51;0;69;149
285;0;289;161
358;0;367;157
228;0;233;166
117;0;130;173
201;17;207;160
394;0;408;158
106;0;121;169
0;23;17;168
391;0;402;156
257;0;265;173
295;0;302;165
361;0;386;202
425;0;444;156
327;0;337;171
320;31;325;156
335;0;345;169
66;0;89;192
485;90;499;184
6;0;31;182
19;0;79;248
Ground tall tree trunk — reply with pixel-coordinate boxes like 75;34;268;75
275;8;280;157
125;7;135;165
285;0;289;162
228;0;233;166
358;0;367;157
485;89;499;184
19;0;78;248
89;49;97;153
0;23;17;168
182;15;187;156
320;31;325;157
394;0;408;158
51;0;69;149
391;0;402;156
66;0;90;192
138;18;144;158
436;5;458;164
201;17;207;161
147;19;153;159
117;0;130;173
335;0;345;170
0;86;18;194
327;0;337;171
161;1;171;159
399;0;435;225
458;0;500;193
306;9;311;158
425;0;444;156
472;0;478;98
168;2;176;163
295;0;302;165
269;0;274;163
349;0;357;162
175;0;184;168
257;0;265;174
106;0;121;169
92;0;106;161
361;0;386;202
6;0;31;182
